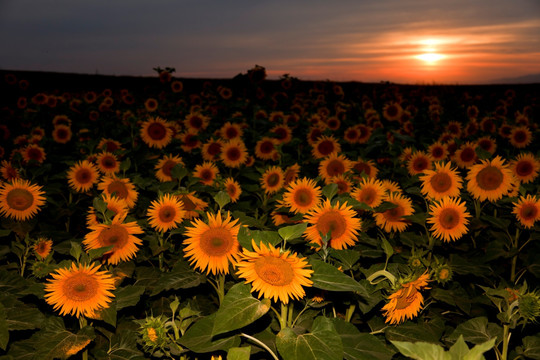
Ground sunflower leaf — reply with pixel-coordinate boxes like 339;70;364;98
227;346;252;360
310;259;369;297
333;318;395;360
322;183;338;201
179;313;240;353
278;222;308;242
115;285;145;310
87;245;114;261
445;317;502;345
390;340;450;360
212;283;271;337
149;261;205;296
214;190;231;210
171;163;188;181
0;303;8;351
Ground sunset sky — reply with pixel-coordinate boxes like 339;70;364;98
1;0;539;84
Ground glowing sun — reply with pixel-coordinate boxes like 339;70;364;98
415;38;446;65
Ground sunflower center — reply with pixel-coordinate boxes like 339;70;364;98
162;160;177;176
181;196;196;210
75;169;92;184
431;147;444;158
107;180;128;199
200;169;213;181
439;208;460;229
326;160;345;177
190;116;203;129
6;188;34;210
254;256;294;286
412;157;428;172
63;273;98;302
225;127;238;139
260;141;274;154
520;204;538;220
438;268;450;280
148;123;166;140
199;228;233;256
384;205;404;221
102;157;116;168
359;187;376;205
386;106;398;117
99;224;129;248
208;142;222;156
226;147;241;161
460;148;476;162
158;205;176;222
56;129;69;139
513;130;527;143
275;128;287;140
476;166;503;190
317;140;335;156
354;163;371;176
294;188;313;207
395;286;418;310
27;148;43;160
430;173;452;193
317;210;346;239
516;161;533;177
267;173;280;187
227;184;237;197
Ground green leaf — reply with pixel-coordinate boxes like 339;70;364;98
115;285;145;310
70;242;82;262
373;201;398;212
87;245;114;261
278;222;308;241
239;229;282;250
149;261;205;296
329;249;360;271
0;294;45;331
464;338;496;360
517;335;540;359
105;329;147;360
385;318;445;344
446;317;502;345
380;237;394;259
277;317;343;360
0;303;8;351
449;335;470;359
171;163;188;181
391;340;450;360
310;259;369;296
212;283;271;336
215;191;231;209
0;229;11;237
322;183;338;201
179;313;240;353
227;346;251;360
333;318;395;360
120;157;131;172
93;196;107;214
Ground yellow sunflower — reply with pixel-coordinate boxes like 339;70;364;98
34;238;53;259
224;177;242;203
98;176;138;208
476;136;497;155
22;144;46;164
95;152;120;175
311;135;342;160
330;174;353;194
179;131;202;153
86;194;129;227
373;192;414;232
235;241;313;304
452;142;478;168
0;160;20;181
382;101;403;122
219;122;243;140
183;112;209;133
44;262;115;318
510;153;540;184
220;139;248;168
510;126;533;148
193;161;219;186
427;197;471;242
84;214;144;265
154;154;184;182
52;124;72;144
140;117;173;149
183;211;241;275
283;163;301;186
67;160;100;193
351;177;387;209
260;166;285;194
176;192;208;219
303;200;362;250
147;193;185;232
255;137;279;160
419;161;463;200
406;151;433;176
381;179;402;195
343;126;360;144
282;177;322;214
318;152;353;184
352;158;378;179
0;178;46;221
466;156;515;202
427;141;448;161
513;195;540;228
382;272;430;325
201;138;223;162
270;124;293;144
356;124;373;144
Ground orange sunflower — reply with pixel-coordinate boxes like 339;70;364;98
224;177;242;203
183;211;241;275
282;177;322;214
311;135;341;159
52;124;72;144
201;138;223;161
343;126;360;144
356;124;373;144
44;262;115;318
406;151;433;176
220;139;248;168
452;142;478;168
330;174;353;194
427;141;448;161
270;124;293;144
86;194;129;227
318;152;353;184
255;137;279;160
351;177;387;209
219;122;244;140
179;131;202;153
22;144;46;164
34;238;53;259
513;195;540;228
382;272;430;325
67;160;100;192
184;112;209;133
510;153;540;184
476;136;497;155
84;214;144;265
1;160;20;181
154;154;184;182
303;200;362;250
352;158;378;179
177;192;208;219
235;241;313;304
510;126;533;148
260;166;285;194
147;193;185;232
140;117;173;149
193;161;219;186
466;156;514;202
97;176;138;208
0;178;46;221
95;152;120;175
381;179;402;195
419;161;463;200
382;101;403;122
427;197;471;242
373;192;414;232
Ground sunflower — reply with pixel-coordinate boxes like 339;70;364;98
427;141;448;161
0;160;20;181
86;194;129;227
343;126;360;144
330;174;353;194
382;272;430;325
84;214;144;265
193;161;219;186
97;138;123;153
220;139;248;168
22;144;46;164
511;153;540;184
311;135;341;159
282;177;322;214
67;160;100;193
154;154;184;182
201;138;223;162
184;112;209;133
52;124;72;144
303;200;361;250
452;141;478;168
510;126;533;148
407;151;433;176
147;194;185;232
270;124;293;144
219;122;244;140
44;262;115;318
140;117;173;149
0;178;46;221
34;238;53;259
177;192;208;219
352;158;378;179
224;177;242;203
307;126;324;146
318;152;353;183
476;136;497;155
255;137;279;161
351;177;386;208
374;192;413;232
466;156;514;202
260;166;285;194
183;212;241;275
144;98;158;112
427;197;471;242
97;176;138;208
179;131;202;152
419;161;463;200
381;179;402;195
171;80;183;93
445;121;462;138
382;102;403;122
235;241;313;304
513;195;540;228
283;163;301;186
95;152;120;175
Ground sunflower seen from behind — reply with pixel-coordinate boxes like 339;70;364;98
382;272;430;325
235;241;313;304
44;262;115;318
183;211;241;275
0;178;46;221
147;193;185;232
67;160;100;193
427;197;471;242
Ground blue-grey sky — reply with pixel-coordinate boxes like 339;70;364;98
1;0;539;83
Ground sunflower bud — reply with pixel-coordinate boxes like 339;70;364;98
433;264;453;284
518;291;540;323
137;315;169;352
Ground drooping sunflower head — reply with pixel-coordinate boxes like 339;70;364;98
235;240;313;304
381;272;430;325
0;178;46;221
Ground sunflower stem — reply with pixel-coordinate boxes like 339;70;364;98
287;302;294;327
79;317;89;360
345;304;356;322
158;233;165;272
501;324;510;360
240;333;279;360
19;235;31;277
510;228;520;283
279;302;288;330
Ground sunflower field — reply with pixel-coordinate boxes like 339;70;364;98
0;66;540;360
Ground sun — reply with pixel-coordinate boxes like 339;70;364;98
415;38;446;65
416;52;445;64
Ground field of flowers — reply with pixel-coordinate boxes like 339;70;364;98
0;66;539;360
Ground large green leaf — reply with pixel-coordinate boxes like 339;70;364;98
115;285;145;310
276;317;343;360
0;294;45;331
212;283;271;336
391;340;450;360
446;317;502;345
329;249;360;271
278;223;308;241
310;259;369;296
333;318;395;360
104;330;147;360
517;335;540;359
227;346;251;360
179;313;240;353
147;261;205;296
385;318;445;343
0;303;8;351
